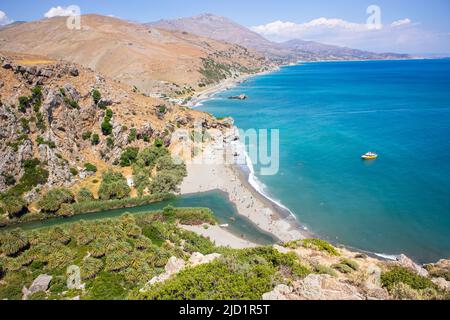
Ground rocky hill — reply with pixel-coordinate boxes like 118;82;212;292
0;15;272;96
0;52;230;210
148;13;294;63
148;13;411;62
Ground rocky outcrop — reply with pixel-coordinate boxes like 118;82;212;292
262;274;366;300
144;252;221;288
1;56;79;86
396;254;429;277
228;94;247;100
22;274;52;300
262;284;292;300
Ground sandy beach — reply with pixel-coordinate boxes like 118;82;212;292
179;130;309;244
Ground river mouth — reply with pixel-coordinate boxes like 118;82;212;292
1;190;277;246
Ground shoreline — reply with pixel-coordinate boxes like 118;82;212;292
178;125;310;243
187;67;279;108
180;66;409;261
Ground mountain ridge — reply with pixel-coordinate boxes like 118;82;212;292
148;13;411;62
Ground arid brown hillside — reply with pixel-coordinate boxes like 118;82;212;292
0;15;272;96
0;52;230;197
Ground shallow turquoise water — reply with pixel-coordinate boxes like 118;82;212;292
200;59;450;263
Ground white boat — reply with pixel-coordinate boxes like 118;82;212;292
361;152;378;160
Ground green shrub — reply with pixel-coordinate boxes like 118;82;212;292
91;133;100;146
69;167;78;176
38;188;74;213
154;138;163;148
3;174;16;186
332;263;354;274
92;89;101;105
18;96;30;112
1;158;48;197
84;163;97;173
98;170;131;200
0;229;29;256
2;195;27;218
57;203;75;217
106;137;114;148
77;188;94;202
302;238;339;256
381;266;438;292
137;146;168;167
101;118;113;136
339;258;359;271
82;131;92;141
120;147;139;167
148;170;183;194
128;128;137;143
81;258;104;280
71;194;174;215
136;247;308;300
314;264;338;277
86;272;127;300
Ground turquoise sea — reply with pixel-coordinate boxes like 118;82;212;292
200;59;450;263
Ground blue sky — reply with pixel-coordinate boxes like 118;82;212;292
1;0;449;54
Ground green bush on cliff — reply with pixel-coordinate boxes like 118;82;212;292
98;170;131;200
91;133;100;146
84;163;97;173
1;195;27;218
302;238;339;256
148;171;182;194
120;147;139;167
38;188;74;213
135;247;310;300
76;188;94;202
381;266;437;292
92;89;101;105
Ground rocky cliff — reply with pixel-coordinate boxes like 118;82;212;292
0;52;230;203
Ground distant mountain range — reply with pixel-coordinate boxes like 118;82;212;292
0;15;271;94
148;13;411;62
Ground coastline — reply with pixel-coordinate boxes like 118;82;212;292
181;65;314;244
179;125;311;243
187;67;279;108
180;65;405;260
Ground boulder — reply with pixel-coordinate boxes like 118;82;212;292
396;254;429;277
364;264;382;290
189;252;221;266
22;274;52;300
432;278;450;292
165;257;186;275
292;274;364;300
262;284;293;300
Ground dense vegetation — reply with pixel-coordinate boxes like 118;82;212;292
381;266;448;300
135;247;310;300
0;206;276;300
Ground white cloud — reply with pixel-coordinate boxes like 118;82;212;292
44;6;79;18
252;18;368;36
0;10;13;26
251;17;449;54
391;18;412;27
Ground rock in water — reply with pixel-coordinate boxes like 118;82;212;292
228;94;247;100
